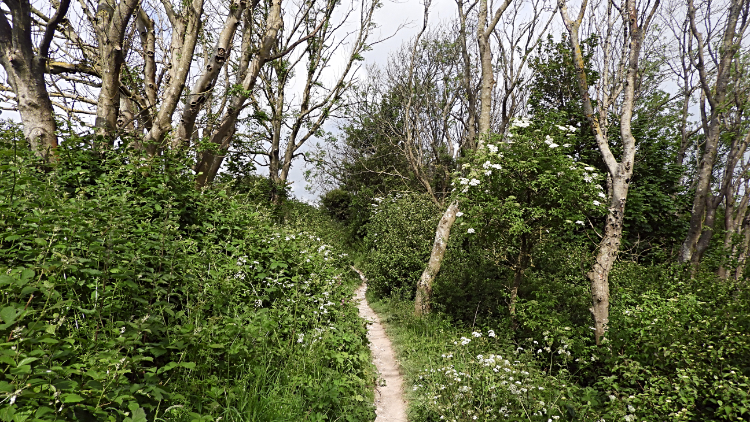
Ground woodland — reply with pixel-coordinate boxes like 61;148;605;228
1;0;750;420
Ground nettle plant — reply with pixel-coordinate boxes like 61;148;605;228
455;117;605;317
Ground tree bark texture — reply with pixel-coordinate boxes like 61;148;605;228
415;201;459;316
0;0;71;161
93;0;140;141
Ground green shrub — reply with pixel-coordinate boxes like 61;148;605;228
0;137;374;421
361;194;440;299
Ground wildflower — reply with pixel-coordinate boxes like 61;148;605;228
456;211;464;217
511;117;531;128
460;178;469;185
460;337;471;345
593;200;601;206
483;160;493;169
469;178;480;186
563;143;571;147
575;220;584;225
585;166;595;171
488;144;498;153
467;228;475;234
485;170;492;176
549;143;559;148
472;331;482;338
488;329;496;337
598;191;606;198
545;135;554;144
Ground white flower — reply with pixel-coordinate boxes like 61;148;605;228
584;166;595;171
488;144;498;153
545;135;554;145
483;160;492;169
563;143;571;148
485;170;492;176
456;211;464;217
575;220;584;225
598;191;606;198
467;228;475;234
511;117;531;128
593;200;601;206
460;337;471;345
459;178;469;185
469;178;481;186
488;330;496;337
472;331;482;338
549;143;559;148
492;163;502;170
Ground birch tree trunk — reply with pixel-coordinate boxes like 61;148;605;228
559;0;659;344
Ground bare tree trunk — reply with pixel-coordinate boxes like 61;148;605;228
93;0;140;141
415;201;459;316
0;0;71;161
476;0;511;137
560;0;658;344
679;0;748;264
456;0;477;151
171;0;246;148
195;0;283;186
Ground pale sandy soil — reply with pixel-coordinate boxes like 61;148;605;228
352;268;408;422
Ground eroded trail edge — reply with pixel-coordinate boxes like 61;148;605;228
352;267;407;422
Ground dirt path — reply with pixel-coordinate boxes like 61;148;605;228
352;267;407;422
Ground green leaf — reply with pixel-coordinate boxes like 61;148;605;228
0;307;18;325
61;393;85;403
17;358;38;367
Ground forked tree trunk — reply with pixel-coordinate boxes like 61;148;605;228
559;0;657;344
415;201;459;316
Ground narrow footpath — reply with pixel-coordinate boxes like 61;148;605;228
352;267;407;422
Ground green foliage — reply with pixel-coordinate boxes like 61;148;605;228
320;189;354;222
361;194;440;299
0;134;374;421
458;120;605;247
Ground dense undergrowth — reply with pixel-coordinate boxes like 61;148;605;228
0;133;375;421
356;191;750;422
